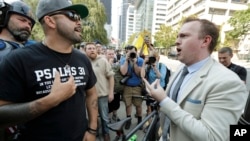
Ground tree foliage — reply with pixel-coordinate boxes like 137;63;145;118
154;24;177;49
227;5;250;40
24;0;44;41
24;0;109;44
77;0;109;44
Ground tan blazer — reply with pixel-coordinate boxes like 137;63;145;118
160;58;248;141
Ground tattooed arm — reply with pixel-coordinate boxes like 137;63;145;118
0;72;76;128
85;86;98;130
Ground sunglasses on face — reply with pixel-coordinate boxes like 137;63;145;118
48;11;81;22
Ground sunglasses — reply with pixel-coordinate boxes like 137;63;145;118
48;11;81;22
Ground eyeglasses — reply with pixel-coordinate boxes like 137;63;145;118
48;11;81;22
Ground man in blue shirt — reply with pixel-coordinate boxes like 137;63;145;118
120;45;144;129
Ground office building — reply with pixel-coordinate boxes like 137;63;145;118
151;0;168;42
125;5;135;42
100;0;112;24
165;0;249;53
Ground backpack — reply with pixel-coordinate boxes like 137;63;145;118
159;63;171;89
112;63;124;94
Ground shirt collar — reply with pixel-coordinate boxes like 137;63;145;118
187;57;210;74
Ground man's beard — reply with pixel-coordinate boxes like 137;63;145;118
57;22;82;44
7;24;31;42
89;53;97;60
11;30;30;42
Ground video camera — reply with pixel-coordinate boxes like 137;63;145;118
129;52;137;59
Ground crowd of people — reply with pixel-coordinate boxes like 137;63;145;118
0;0;249;141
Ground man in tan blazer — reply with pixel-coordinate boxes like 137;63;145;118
143;17;248;141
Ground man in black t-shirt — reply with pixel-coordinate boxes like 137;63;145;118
0;0;98;141
218;47;247;83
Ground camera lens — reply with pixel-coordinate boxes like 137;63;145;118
147;56;156;64
129;52;136;58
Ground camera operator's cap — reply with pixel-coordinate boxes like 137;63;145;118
36;0;89;21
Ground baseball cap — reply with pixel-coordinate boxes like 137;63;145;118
36;0;89;21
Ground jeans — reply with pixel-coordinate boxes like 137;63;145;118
98;96;110;135
160;112;170;141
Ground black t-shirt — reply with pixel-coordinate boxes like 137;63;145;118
227;63;247;81
0;43;97;141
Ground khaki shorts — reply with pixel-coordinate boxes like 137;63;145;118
123;85;142;107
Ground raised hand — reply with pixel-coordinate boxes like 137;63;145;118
142;78;166;102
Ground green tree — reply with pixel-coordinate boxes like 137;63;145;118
154;24;177;49
24;0;108;44
76;0;109;45
227;5;250;40
24;0;44;41
225;5;250;47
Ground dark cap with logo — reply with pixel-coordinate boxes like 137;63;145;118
36;0;89;21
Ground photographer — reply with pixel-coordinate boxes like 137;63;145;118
120;45;144;130
141;51;167;116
